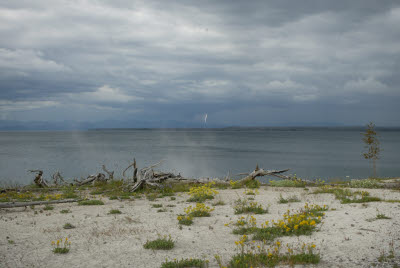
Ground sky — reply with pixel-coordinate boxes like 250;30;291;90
0;0;400;129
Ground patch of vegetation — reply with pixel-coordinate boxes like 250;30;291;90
269;179;306;188
51;237;70;254
63;223;76;229
187;182;218;202
227;203;327;242
312;186;381;203
376;213;391;220
161;258;208;268
349;179;382;189
243;178;261;189
143;235;174;250
278;194;300;204
60;209;71;214
222;238;320;267
234;198;268;214
78;199;104;206
152;204;163;208
146;193;159;201
170;197;176;201
108;209;122;214
157;208;168;212
185;203;214;217
177;215;193;225
43;205;54;210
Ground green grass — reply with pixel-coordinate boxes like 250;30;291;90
108;209;122;214
157;208;168;212
229;252;320;267
278;194;300;204
234;199;268;214
312;187;381;203
53;247;69;254
177;215;193;225
161;258;208;268
60;209;71;214
43;205;54;210
187;195;214;203
143;236;174;250
63;223;76;229
269;179;306;188
349;179;382;189
376;213;391;220
78;199;104;206
152;204;163;208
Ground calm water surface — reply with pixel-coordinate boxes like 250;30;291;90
0;128;399;184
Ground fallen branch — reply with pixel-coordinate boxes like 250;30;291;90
0;199;79;209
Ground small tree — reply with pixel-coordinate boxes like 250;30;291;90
362;122;380;177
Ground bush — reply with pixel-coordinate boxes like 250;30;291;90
78;199;104;206
143;235;174;250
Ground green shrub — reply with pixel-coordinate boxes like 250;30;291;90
161;258;208;268
143;235;174;250
78;199;104;206
108;209;122;214
63;223;75;229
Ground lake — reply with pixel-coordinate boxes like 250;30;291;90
0;127;399;185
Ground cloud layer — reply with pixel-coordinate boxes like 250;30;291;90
1;0;400;127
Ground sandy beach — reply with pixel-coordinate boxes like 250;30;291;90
1;186;399;267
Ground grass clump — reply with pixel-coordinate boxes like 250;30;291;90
108;209;122;215
222;237;320;267
184;203;214;217
349;178;382;188
152;204;163;208
43;205;54;210
177;215;193;225
63;223;76;229
269;179;306;188
161;258;208;268
278;194;300;204
157;208;168;212
143;235;174;250
234;198;268;214
51;237;71;254
60;209;71;214
312;186;381;203
187;182;218;202
78;199;104;206
252;203;327;241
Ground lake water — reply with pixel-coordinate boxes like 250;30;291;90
0;127;399;185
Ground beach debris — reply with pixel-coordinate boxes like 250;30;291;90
29;170;49;188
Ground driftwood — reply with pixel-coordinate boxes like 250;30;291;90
52;171;65;186
0;199;79;209
125;160;184;192
29;170;49;188
73;173;107;186
102;165;114;180
123;159;138;182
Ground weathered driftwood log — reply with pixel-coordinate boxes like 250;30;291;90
29;170;49;188
73;173;107;186
123;159;138;182
52;171;66;186
102;165;114;180
126;160;185;192
0;199;79;209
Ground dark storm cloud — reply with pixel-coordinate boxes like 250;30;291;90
0;0;399;126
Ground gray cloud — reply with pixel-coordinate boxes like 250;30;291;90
0;0;400;127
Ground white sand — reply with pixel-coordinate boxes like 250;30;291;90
1;187;399;267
